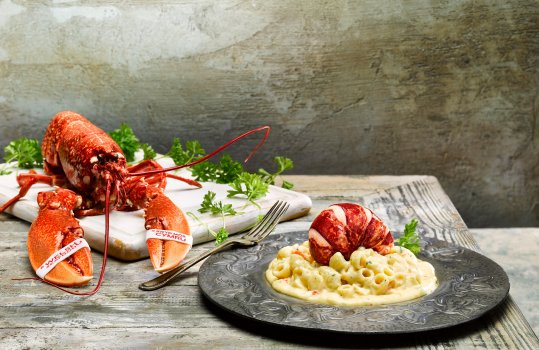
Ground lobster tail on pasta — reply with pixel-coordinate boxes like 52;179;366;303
308;203;394;265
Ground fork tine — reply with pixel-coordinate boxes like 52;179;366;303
251;202;289;241
247;201;289;240
242;200;284;238
246;201;286;237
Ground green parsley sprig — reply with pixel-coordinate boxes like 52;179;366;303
258;156;294;189
191;154;244;184
214;227;229;245
191;191;240;245
3;137;43;169
109;123;139;162
109;123;155;162
394;219;420;255
193;191;267;245
199;191;237;216
166;138;205;166
169;137;294;190
140;143;156;161
227;172;269;208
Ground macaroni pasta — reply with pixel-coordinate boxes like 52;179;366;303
265;241;437;306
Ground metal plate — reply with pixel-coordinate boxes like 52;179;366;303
198;231;510;334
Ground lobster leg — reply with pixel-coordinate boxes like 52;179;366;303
27;189;93;286
0;171;67;213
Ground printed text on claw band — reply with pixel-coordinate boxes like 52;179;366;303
146;229;193;246
36;238;91;279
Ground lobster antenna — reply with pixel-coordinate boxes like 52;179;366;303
128;125;270;177
84;177;112;295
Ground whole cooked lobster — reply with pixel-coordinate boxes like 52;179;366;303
0;111;269;294
309;203;394;265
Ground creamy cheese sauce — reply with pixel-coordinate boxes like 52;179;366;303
265;241;437;306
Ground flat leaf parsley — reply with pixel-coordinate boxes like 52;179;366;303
258;156;294;189
109;123;140;162
109;123;156;162
167;138;205;166
191;154;244;184
190;191;240;245
199;191;237;216
394;219;420;255
227;172;269;207
3;137;43;169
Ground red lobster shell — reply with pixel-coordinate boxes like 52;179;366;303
0;111;270;294
308;203;394;265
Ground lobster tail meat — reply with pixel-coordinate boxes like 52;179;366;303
309;203;394;265
27;189;93;286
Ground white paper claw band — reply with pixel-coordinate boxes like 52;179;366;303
146;229;193;246
36;238;91;279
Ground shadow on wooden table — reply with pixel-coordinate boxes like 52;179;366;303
201;296;515;348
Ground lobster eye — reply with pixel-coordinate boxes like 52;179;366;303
90;154;105;164
91;154;105;164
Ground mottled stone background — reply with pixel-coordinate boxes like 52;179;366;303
0;0;537;227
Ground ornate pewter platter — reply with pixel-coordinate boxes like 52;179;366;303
198;231;509;334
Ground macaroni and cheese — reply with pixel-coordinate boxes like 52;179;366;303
265;241;437;306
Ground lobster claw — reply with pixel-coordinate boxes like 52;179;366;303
27;189;93;286
143;191;192;273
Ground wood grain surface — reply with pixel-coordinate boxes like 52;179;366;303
1;175;537;349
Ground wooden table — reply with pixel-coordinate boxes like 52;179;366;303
1;175;538;349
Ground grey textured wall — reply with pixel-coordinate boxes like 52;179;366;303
0;1;538;227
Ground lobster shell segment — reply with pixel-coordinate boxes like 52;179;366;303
27;189;93;286
42;111;127;202
308;203;394;265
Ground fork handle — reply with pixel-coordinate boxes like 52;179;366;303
139;239;244;291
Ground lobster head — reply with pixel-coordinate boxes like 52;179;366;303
42;111;130;209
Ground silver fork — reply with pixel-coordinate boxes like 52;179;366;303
138;200;290;291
